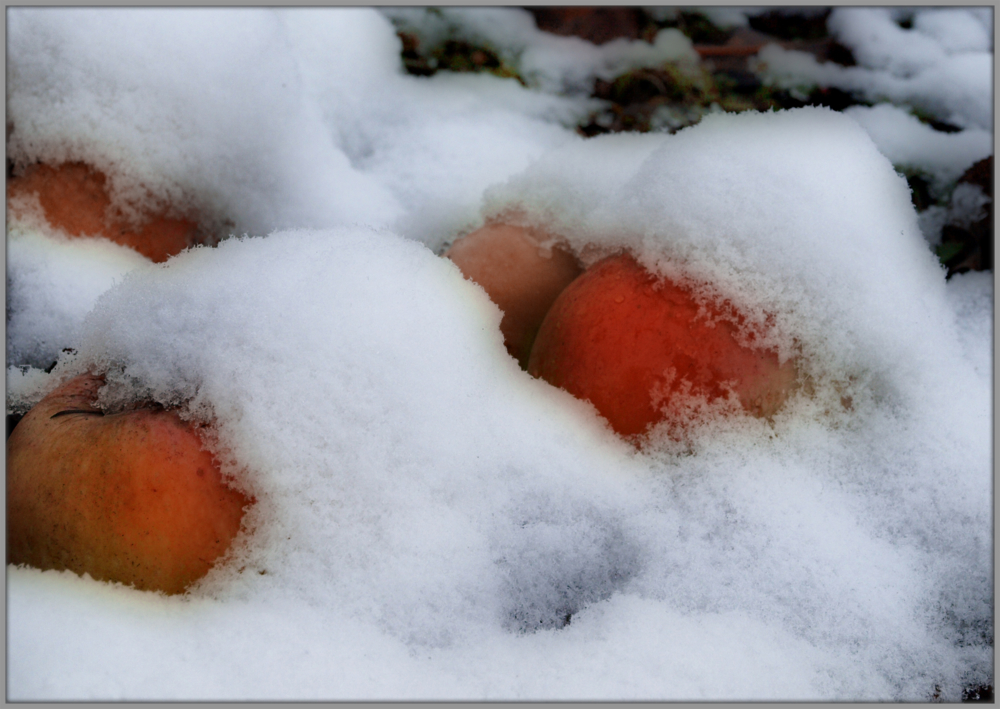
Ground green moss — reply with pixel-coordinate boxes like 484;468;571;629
397;31;525;85
935;240;965;264
606;64;713;105
583;59;814;136
907;106;963;134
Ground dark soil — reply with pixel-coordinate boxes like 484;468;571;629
526;7;656;45
963;684;995;702
937;156;994;277
7;412;24;440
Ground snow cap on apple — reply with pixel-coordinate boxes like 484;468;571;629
528;251;798;440
445;219;582;368
481;107;952;425
7;162;201;263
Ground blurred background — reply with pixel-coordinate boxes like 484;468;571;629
384;6;993;281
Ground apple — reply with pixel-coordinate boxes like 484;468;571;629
445;222;583;368
527;252;798;439
7;373;251;594
7;161;199;263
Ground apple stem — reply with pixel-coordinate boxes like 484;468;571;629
49;409;105;419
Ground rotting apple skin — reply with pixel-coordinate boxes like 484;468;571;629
7;162;199;263
445;222;583;368
527;252;798;439
7;373;251;595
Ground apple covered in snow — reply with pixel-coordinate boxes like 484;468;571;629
7;161;199;263
7;373;251;595
528;252;798;439
445;221;582;368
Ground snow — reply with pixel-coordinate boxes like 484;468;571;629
5;7;993;702
913;8;993;54
753;5;994;248
383;7;698;95
842;102;992;194
6;215;151;372
755;7;993;131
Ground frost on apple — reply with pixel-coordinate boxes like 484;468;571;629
5;6;993;703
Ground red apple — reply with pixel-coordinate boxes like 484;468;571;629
7;162;199;263
445;222;583;368
7;373;251;594
527;252;797;439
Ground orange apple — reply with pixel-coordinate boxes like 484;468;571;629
527;252;797;439
7;373;251;594
445;222;583;368
7;162;199;263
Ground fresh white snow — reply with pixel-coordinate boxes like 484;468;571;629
5;6;993;702
756;7;993;131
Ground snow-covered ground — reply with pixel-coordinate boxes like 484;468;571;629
5;7;993;701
